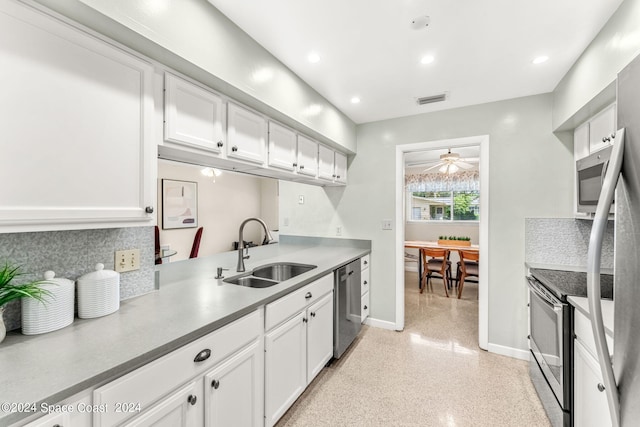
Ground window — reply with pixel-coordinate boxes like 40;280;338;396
409;190;479;221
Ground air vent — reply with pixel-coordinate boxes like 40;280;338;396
416;93;447;105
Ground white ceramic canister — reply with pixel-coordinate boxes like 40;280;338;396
22;271;74;335
77;263;120;319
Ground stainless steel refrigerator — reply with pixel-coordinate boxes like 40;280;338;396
588;53;640;427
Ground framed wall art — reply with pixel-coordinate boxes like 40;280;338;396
162;179;198;229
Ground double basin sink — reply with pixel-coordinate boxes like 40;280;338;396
223;262;317;288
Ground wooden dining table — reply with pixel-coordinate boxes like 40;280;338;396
404;240;480;289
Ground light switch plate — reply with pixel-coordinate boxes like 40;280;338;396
382;219;393;230
115;248;140;273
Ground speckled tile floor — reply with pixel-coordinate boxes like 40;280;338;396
276;272;551;427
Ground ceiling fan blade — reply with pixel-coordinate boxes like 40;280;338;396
456;161;475;170
460;157;479;162
422;162;444;172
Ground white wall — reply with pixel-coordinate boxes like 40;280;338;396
32;0;356;153
157;160;277;262
280;93;574;353
552;0;640;130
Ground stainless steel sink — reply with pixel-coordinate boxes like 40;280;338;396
224;276;279;288
223;262;317;288
252;263;316;281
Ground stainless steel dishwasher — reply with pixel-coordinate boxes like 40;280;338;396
334;259;362;358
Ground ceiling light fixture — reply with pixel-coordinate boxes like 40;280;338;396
307;52;320;63
350;97;361;104
411;15;431;30
532;56;549;64
420;55;435;65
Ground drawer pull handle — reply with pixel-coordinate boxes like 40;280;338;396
187;395;197;405
194;349;211;363
212;379;220;389
597;383;605;392
305;292;312;299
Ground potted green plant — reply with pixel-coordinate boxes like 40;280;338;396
0;262;51;343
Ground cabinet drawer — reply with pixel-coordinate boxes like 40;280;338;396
361;267;370;296
362;291;370;323
265;274;333;330
574;307;613;360
361;255;370;271
93;309;262;426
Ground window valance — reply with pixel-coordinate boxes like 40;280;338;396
405;170;480;192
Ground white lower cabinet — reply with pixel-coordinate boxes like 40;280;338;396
204;339;264;427
264;275;334;427
122;381;203;427
574;338;611;427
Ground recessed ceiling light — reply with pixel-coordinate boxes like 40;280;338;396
350;97;361;104
307;52;320;63
420;55;435;65
532;56;549;64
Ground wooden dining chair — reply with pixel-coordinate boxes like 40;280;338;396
457;250;479;299
420;248;452;297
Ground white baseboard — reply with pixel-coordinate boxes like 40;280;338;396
364;317;398;331
487;343;530;361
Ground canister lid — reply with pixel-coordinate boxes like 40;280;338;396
40;270;73;288
78;263;119;282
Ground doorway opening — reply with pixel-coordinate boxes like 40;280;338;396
394;135;489;350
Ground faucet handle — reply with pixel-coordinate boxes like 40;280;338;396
215;267;229;279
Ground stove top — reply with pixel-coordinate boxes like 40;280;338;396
529;268;614;302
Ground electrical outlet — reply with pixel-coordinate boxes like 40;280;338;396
115;248;140;273
298;195;304;204
336;226;342;236
382;220;393;230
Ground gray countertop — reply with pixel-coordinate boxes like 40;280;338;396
0;238;369;426
528;268;613;300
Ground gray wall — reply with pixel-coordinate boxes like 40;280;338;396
0;227;155;331
281;93;575;352
32;0;356;153
552;0;640;130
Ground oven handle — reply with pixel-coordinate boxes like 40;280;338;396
526;277;562;308
587;127;624;427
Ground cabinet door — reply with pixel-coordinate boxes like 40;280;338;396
334;151;348;184
123;381;201;427
164;73;224;153
318;145;336;181
268;121;297;172
21;412;70;427
296;135;318;177
0;1;155;231
574;121;590;160
204;340;264;427
227;103;266;165
264;312;307;427
361;291;370;323
589;103;616;153
574;339;612;427
306;292;334;383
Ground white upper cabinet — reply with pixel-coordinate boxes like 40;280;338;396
296;135;319;177
318;144;336;181
334;152;348;184
589;103;616;153
164;73;225;153
0;0;155;232
268;121;297;172
227;103;267;165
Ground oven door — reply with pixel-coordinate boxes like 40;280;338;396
528;277;567;407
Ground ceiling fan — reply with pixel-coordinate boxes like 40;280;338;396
422;149;479;174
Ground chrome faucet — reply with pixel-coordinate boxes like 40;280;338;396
237;218;274;272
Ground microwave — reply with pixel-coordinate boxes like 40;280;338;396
576;144;614;214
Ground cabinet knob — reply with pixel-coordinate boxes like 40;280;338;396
611;132;616;139
187;395;197;405
231;146;238;152
364;305;368;310
211;379;220;389
300;165;305;169
597;383;606;392
305;292;312;299
310;312;316;317
302;317;308;323
145;206;154;214
364;281;368;285
336;175;340;179
332;174;336;178
194;349;211;363
217;141;223;147
53;425;61;427
364;260;368;265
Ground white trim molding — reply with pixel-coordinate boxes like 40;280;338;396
487;343;530;361
364;317;399;331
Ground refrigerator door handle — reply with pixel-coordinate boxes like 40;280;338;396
587;127;625;427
